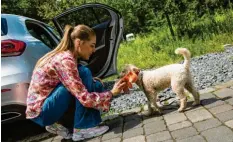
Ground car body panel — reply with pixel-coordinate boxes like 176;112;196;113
1;15;56;83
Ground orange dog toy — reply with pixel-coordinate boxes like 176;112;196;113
121;71;138;93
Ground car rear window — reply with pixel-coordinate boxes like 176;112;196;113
1;18;8;36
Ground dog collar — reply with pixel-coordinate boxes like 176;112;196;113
138;71;146;91
138;71;143;81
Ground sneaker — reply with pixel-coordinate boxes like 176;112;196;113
45;123;72;139
72;125;109;141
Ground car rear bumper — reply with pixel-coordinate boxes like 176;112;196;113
1;82;29;106
1;74;30;123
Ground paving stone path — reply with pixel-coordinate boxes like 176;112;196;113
42;80;233;142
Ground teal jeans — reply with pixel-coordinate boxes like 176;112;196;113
31;65;105;129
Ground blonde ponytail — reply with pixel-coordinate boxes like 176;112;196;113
35;24;95;68
35;25;74;68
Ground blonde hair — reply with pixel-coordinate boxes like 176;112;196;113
35;24;96;68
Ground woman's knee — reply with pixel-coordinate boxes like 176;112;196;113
39;84;73;126
51;83;72;104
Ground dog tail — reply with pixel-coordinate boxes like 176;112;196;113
175;48;191;70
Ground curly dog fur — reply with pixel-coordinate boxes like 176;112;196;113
120;48;200;115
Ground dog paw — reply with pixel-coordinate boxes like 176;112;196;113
143;110;162;116
156;108;163;115
143;111;152;116
192;100;200;106
178;107;185;112
177;97;187;112
151;109;163;116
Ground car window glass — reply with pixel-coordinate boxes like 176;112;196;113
53;5;121;77
47;25;61;40
56;7;112;47
56;7;111;30
57;8;98;29
1;18;8;36
93;8;111;24
25;21;57;49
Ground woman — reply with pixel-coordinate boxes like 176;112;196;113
26;24;126;141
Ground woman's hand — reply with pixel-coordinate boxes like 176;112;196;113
111;79;126;96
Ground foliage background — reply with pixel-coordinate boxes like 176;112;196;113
2;0;233;38
2;0;233;79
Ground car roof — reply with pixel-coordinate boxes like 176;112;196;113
1;14;52;39
2;14;35;22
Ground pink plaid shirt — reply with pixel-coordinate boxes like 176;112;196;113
26;51;112;119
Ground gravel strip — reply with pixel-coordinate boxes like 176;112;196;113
104;46;233;112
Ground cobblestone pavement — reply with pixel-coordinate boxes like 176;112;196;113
31;80;233;142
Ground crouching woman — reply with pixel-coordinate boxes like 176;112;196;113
26;24;125;141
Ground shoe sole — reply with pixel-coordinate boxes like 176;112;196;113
46;128;72;139
46;128;57;134
72;128;109;141
72;136;85;141
84;128;109;139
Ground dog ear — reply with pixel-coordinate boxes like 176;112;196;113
118;73;124;78
133;68;140;75
119;68;126;78
119;64;130;77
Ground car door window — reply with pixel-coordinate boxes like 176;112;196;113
55;7;111;47
55;7;113;76
53;4;123;78
25;21;57;49
57;8;98;29
93;8;111;24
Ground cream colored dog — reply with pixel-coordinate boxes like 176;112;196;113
120;48;200;115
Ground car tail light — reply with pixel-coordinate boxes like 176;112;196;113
1;89;11;93
1;39;26;57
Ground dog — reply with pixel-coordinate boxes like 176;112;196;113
119;48;200;115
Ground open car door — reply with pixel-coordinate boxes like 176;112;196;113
53;3;123;79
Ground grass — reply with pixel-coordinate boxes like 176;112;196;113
103;10;233;81
104;32;233;81
102;11;233;115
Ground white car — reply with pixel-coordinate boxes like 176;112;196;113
126;33;135;41
1;3;123;124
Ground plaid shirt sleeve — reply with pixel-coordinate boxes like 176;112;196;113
54;55;112;111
